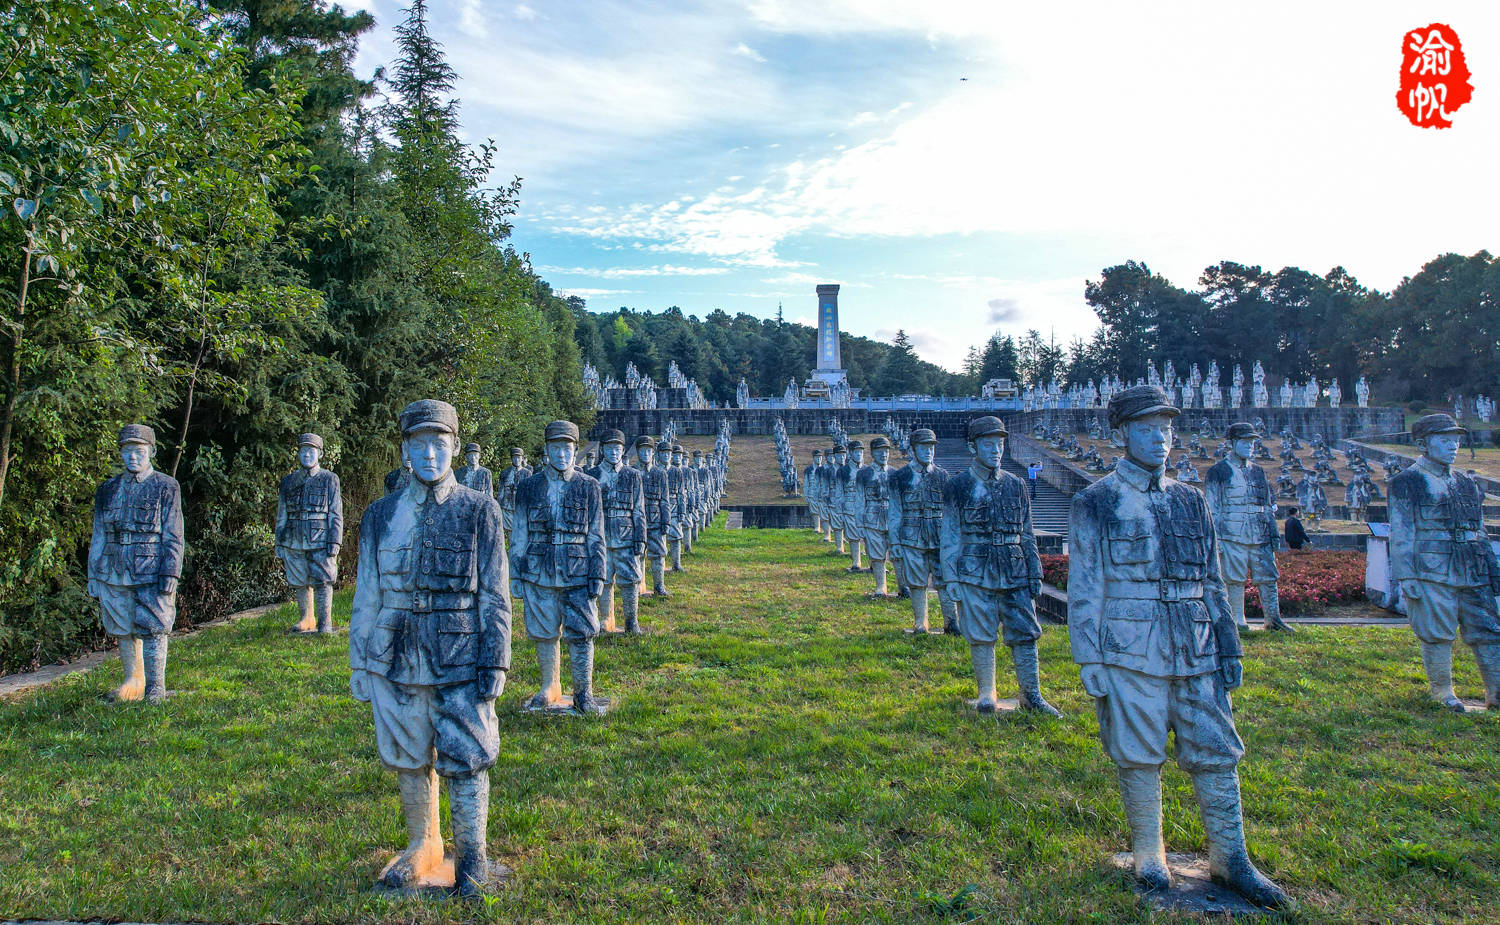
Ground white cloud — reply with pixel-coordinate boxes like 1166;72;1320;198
733;42;767;63
538;264;733;279
556;287;640;299
458;0;488;40
513;3;538;20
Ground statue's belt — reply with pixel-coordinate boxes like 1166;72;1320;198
531;534;588;544
1104;579;1204;601
107;530;162;544
384;590;475;613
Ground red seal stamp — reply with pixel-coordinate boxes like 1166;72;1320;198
1397;23;1473;128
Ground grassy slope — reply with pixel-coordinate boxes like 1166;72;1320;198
1;523;1497;924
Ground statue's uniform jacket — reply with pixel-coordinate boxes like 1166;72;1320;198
455;464;494;498
510;466;606;644
384;466;411;495
686;465;703;528
1204;458;1278;584
349;474;511;776
666;464;687;540
1068;458;1245;772
636;462;671;557
940;465;1042;646
587;460;646;585
497;464;532;532
89;469;185;637
855;464;893;561
833;461;859;539
826;463;848;532
887;461;949;591
697;464;715;517
275;467;344;587
1389;456;1500;645
803;463;822;510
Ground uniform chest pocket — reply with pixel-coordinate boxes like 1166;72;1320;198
131;500;162;531
434;537;475;578
437;610;477;666
1417;501;1450;524
962;499;990;528
378;543;413;577
1106;518;1152;565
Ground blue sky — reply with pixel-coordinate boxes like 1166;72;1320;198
343;1;1499;371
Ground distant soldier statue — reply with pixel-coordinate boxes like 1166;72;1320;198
88;424;185;703
586;429;647;634
696;450;717;528
690;449;708;545
1390;414;1500;712
825;444;849;554
1069;385;1289;909
856;436;896;597
1205;423;1293;632
1355;376;1369;408
276;433;344;635
454;442;494;497
637;438;672;597
666;443;689;572
348;400;511;897
816;448;839;544
511;420;609;714
805;449;825;534
887;429;959;634
840;440;867;572
496;448;531;535
941;417;1058;716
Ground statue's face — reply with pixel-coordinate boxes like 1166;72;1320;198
636;446;654;466
120;442;153;475
673;451;684;466
404;430;454;485
849;448;864;466
832;452;845;466
872;448;890;467
1124;414;1173;469
1231;438;1255;460
1425;433;1461;465
298;445;322;469
546;439;576;472
912;442;935;465
511;453;524;468
970;435;1004;469
602;442;624;465
465;450;480;468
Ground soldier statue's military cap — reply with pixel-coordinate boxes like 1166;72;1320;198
672;443;685;454
656;440;673;453
966;416;1007;441
399;399;459;436
846;440;863;451
692;449;703;457
869;435;892;450
463;442;481;454
910;428;937;445
598;428;626;446
1225;422;1261;441
830;445;844;454
119;424;156;447
1411;413;1467;441
634;435;656;449
543;420;579;443
298;433;324;450
510;446;525;456
1107;384;1179;431
812;449;823;457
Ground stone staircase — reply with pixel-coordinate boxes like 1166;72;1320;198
932;439;1074;537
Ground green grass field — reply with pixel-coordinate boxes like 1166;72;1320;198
2;522;1498;923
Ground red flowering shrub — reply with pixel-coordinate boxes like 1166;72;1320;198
1037;549;1366;616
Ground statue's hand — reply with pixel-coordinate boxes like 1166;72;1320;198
589;579;604;600
1400;580;1424;602
159;576;178;596
476;668;505;701
1079;664;1109;698
328;544;341;560
1219;657;1244;691
349;669;372;703
87;579;102;599
1029;579;1042;596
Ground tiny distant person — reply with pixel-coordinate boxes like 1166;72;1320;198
1026;461;1042;499
1283;508;1308;550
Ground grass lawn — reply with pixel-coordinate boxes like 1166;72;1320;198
2;522;1499;923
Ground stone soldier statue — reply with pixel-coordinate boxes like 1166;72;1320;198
805;449;825;535
587;429;648;635
840;440;867;572
825;444;850;555
690;449;708;544
637;438;672;597
857;436;896;597
276;433;344;635
888;429;960;634
695;450;716;529
511;421;609;714
666;443;689;572
385;460;413;495
1068;385;1289;909
88;424;185;703
1390;414;1500;712
1204;423;1293;633
348;399;511;897
941;417;1059;716
817;449;840;544
454;442;494;497
496;448;532;535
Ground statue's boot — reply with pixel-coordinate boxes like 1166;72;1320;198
847;540;863;571
1420;642;1466;712
449;771;491;898
940;595;960;635
1012;642;1062;717
835;529;846;554
108;635;145;702
897;582;910;600
292;586;316;633
599;582;620;634
1474;642;1500;709
683;531;694;556
569;640;605;714
909;588;931;633
1192;770;1293;909
380;767;443;889
1226;584;1250;630
1117;767;1171;892
813;515;823;534
142;634;169;703
1260;581;1295;633
970;644;998;713
527;638;566;710
872;560;888;596
621;584;645;635
670;539;684;572
651;557;670;596
316;584;336;634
